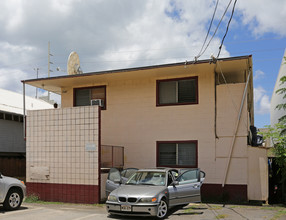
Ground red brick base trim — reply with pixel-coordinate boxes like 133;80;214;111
26;182;99;204
201;184;247;202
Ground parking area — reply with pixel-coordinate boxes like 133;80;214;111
0;202;285;220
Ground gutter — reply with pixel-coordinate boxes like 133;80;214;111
21;55;252;84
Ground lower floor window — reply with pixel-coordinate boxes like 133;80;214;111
157;141;197;168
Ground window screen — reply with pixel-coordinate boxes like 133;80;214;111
157;77;198;106
178;79;196;103
5;113;12;121
74;86;106;109
158;143;176;166
75;89;90;106
158;141;197;167
178;143;196;166
159;81;177;104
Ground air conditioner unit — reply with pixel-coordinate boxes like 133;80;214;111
91;99;104;107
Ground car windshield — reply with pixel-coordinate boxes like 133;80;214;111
126;171;166;186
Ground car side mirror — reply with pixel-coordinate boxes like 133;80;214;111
172;181;179;186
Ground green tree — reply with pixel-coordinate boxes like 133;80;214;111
276;74;286;124
263;56;286;202
263;121;286;203
263;121;286;180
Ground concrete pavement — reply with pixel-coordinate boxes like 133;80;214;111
0;202;285;220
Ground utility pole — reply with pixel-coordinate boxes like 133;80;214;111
34;67;39;98
48;41;53;101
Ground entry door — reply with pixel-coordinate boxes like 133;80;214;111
168;169;202;206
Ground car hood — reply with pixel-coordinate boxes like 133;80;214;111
111;185;166;197
1;175;25;187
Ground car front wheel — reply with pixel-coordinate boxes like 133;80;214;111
3;188;23;211
157;198;168;219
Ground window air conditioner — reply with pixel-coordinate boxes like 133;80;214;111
91;99;103;107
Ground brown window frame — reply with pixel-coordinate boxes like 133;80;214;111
156;76;198;107
156;140;198;168
73;85;107;110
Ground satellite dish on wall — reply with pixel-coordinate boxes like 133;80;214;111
67;51;83;75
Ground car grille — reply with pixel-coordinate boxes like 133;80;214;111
118;197;137;203
119;197;127;202
128;197;137;203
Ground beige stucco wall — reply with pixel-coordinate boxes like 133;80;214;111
248;146;268;201
214;83;249;185
60;65;254;186
26;106;100;185
64;65;216;177
57;63;269;200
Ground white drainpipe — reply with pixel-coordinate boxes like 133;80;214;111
23;82;26;139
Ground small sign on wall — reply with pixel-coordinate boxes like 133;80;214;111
30;166;50;180
85;143;97;152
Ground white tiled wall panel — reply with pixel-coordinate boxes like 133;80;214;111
26;106;99;185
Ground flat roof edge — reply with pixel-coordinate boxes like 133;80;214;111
22;55;252;83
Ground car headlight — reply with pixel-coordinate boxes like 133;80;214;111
139;197;157;203
107;195;117;202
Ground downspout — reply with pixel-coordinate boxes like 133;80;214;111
98;105;101;203
23;82;26;140
222;70;251;187
214;70;218;139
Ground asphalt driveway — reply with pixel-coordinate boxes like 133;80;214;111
0;202;285;220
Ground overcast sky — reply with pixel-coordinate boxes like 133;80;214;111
0;0;286;127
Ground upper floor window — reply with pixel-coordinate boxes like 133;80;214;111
74;86;106;110
157;76;198;106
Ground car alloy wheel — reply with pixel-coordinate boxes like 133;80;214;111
9;192;21;208
157;199;168;219
3;189;23;211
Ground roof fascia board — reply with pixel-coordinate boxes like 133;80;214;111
22;55;252;83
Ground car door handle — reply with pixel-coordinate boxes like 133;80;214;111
193;184;199;188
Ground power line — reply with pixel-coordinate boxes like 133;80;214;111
196;0;219;60
46;48;283;66
217;0;238;58
196;0;233;59
1;38;285;70
1;46;284;72
0;57;46;69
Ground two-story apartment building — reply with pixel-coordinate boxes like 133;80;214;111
22;55;269;203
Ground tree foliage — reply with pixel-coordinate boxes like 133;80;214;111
275;75;286;123
263;121;286;183
262;56;286;200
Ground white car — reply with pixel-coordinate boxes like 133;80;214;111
0;172;26;211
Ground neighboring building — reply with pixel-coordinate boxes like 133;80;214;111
0;88;53;178
271;49;286;126
22;55;269;203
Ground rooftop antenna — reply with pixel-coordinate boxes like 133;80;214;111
48;41;53;100
34;68;39;98
67;51;83;75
